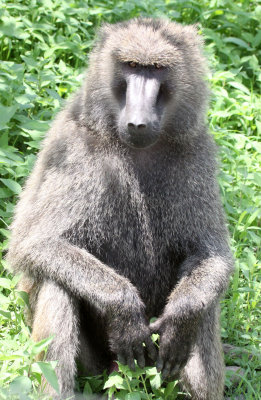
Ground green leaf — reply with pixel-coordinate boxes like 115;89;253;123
9;376;32;394
16;290;30;307
31;336;54;355
0;105;18;130
20;120;50;132
20;56;38;68
0;292;9;305
0;17;30;39
253;173;261;187
149;373;161;389
0;187;12;198
0;132;8;147
145;367;158;377
37;361;60;394
0;228;11;238
0;309;12;319
0;179;22;194
0;155;17;166
223;37;251;49
83;381;93;395
256;121;261;135
0;354;23;361
0;148;24;162
151;333;159;343
103;374;125;389
0;277;12;289
125;393;141;400
107;386;116;399
164;380;179;398
227;81;250;95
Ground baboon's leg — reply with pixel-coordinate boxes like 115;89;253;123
32;280;79;399
181;306;224;400
77;300;112;377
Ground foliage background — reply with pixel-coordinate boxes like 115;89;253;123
0;0;260;398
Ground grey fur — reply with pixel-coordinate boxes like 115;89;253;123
7;18;233;400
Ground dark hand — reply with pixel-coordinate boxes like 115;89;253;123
107;293;157;370
150;312;199;379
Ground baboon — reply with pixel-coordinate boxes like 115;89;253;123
7;18;233;399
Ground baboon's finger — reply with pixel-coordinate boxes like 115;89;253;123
118;353;126;366
161;360;171;380
170;363;181;378
156;356;164;373
149;319;162;333
144;337;157;361
127;351;135;371
133;345;145;369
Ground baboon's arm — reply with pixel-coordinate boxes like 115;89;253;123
7;234;156;367
9;235;134;309
169;253;233;313
151;253;233;378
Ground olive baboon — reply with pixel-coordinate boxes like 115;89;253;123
7;18;233;399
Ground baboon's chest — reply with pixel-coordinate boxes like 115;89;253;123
81;185;180;315
71;157;193;314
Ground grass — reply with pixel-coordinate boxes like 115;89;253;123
0;0;260;398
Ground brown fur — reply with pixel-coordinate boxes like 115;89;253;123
7;18;233;399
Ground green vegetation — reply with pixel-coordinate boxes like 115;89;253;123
0;0;260;398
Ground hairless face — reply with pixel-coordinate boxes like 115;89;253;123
115;62;169;148
86;19;208;148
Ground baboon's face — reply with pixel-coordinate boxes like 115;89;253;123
91;19;207;146
114;62;169;149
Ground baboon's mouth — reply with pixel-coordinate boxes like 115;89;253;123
119;130;160;149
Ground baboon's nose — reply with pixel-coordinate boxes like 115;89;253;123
127;122;147;131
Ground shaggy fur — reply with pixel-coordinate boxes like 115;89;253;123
7;18;233;399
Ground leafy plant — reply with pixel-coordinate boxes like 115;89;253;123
0;0;260;399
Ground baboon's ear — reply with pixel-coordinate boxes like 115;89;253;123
182;24;205;47
95;23;113;46
166;22;204;48
98;23;111;38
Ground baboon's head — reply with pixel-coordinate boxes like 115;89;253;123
84;18;208;148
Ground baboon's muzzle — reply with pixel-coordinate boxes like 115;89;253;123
119;73;161;149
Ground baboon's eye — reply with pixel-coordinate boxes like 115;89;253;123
155;63;163;69
129;61;137;68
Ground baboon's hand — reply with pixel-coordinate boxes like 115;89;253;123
150;312;199;379
108;295;157;370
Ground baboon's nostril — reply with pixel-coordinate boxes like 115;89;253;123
127;123;147;130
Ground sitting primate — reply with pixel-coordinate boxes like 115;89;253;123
7;18;233;400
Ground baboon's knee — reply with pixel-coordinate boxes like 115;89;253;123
31;281;79;397
181;308;225;400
